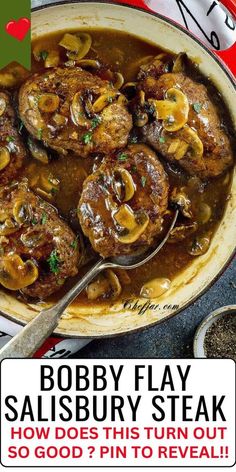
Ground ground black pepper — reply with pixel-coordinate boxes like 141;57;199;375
204;313;236;361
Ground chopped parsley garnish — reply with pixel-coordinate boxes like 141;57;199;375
82;132;93;144
37;128;43;140
18;120;24;133
6;136;15;143
141;176;147;188
41;212;47;225
129;136;138;144
47;249;61;274
40;50;49;61
31;217;38;225
51;187;58;196
97;173;105;186
70;238;78;250
159;136;166;144
91;116;102;129
118;153;128;162
192;102;202;114
131;165;137;173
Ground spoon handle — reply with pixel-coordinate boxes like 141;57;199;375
0;258;105;360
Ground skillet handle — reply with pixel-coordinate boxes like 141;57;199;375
0;258;105;360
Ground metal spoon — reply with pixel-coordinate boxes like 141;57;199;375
0;210;179;359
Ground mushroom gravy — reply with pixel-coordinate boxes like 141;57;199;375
0;28;234;305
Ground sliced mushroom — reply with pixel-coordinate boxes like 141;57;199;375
197;203;212;224
0;217;19;236
45;49;60;68
148;87;189;132
165;125;203;161
53;113;68;128
0;97;6;117
188;235;211;256
134;112;149;127
114;205;149;244
117;95;128;106
40;173;60;193
86;269;122;300
168;222;198;243
28;138;49;164
140;277;171;299
180;126;204;160
59;32;92;61
13;200;33;225
77;59;100;69
71;92;91;127
25;109;45;131
170;188;192;218
38;94;60;113
122;82;137;100
139;90;146;106
35;187;53;201
59;33;82;53
113;168;136;202
93;91;118;113
0;254;38;290
86;274;110;300
113;72;124;90
106;269;122;299
0;147;10;171
20;228;47;248
172;52;187;73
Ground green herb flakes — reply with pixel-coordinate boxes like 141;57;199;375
47;249;61;274
41;212;47;225
70;239;78;250
118;153;128;162
159;136;166;144
91;116;102;129
141;176;147;188
82;132;93;144
40;50;49;61
192;102;202;114
31;217;38;226
6;136;15;143
37;128;43;140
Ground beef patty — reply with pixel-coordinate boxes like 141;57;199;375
0;181;80;299
0;92;26;185
137;71;233;179
18;67;132;157
78;144;169;258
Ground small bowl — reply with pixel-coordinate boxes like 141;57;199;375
193;305;236;358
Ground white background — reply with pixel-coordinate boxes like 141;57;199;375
0;359;235;467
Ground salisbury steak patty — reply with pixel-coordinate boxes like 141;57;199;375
19;67;132;157
0;181;80;299
78;144;169;258
0;92;26;185
138;71;233;179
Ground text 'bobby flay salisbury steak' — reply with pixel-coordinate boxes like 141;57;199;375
0;181;80;300
18;67;133;157
0;91;27;185
78;144;169;258
135;63;233;179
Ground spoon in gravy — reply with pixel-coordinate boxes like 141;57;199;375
0;209;179;359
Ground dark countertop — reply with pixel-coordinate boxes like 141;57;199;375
33;0;236;359
73;262;236;359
